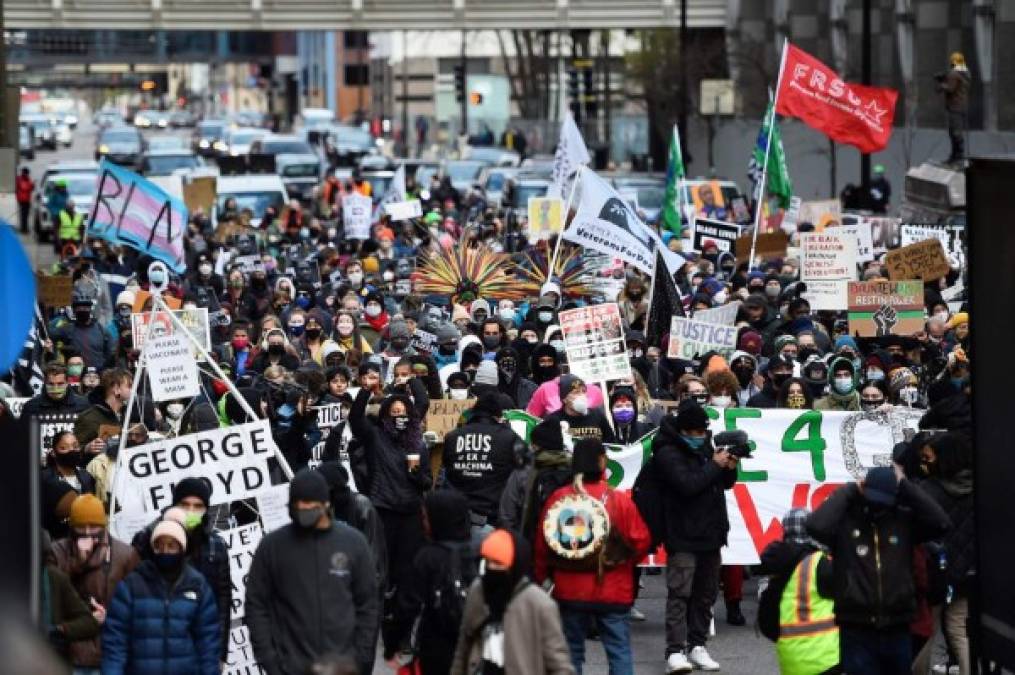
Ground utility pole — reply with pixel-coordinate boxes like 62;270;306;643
601;30;611;150
401;30;409;157
860;0;872;206
678;0;690;172
459;29;468;138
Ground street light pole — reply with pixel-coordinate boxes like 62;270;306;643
860;0;872;206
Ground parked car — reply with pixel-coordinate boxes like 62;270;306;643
93;109;125;129
19;125;35;160
441;159;489;194
29;161;100;242
140;149;206;177
147;135;189;152
277;153;323;203
53;120;74;148
477;166;522;208
21;114;57;151
224;127;267;157
319;124;376;167
612;174;666;225
194;119;228;156
215;174;288;228
465;146;520;167
169;110;197;128
96;126;144;168
250;134;317;160
502;175;552;227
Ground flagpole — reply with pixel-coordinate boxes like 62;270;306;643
643;249;660;335
749;38;789;270
673;123;688;238
548;165;583;282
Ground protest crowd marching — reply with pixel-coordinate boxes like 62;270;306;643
5;42;976;675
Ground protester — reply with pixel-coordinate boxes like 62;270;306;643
451;529;575;675
16;166;34;233
22;363;90;419
41;531;102;668
246;469;379;674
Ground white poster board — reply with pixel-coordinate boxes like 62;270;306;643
342;193;373;239
146;333;200;402
557;303;632;383
384;199;423;221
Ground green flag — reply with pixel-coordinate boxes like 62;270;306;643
748;100;793;209
662;124;685;235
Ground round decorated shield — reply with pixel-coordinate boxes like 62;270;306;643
542;493;611;561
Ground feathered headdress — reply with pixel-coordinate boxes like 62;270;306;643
414;245;516;304
514;245;594;299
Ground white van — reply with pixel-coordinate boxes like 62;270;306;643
300;108;335;131
215;174;288;228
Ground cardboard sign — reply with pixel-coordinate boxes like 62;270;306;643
734;231;788;263
885;238;951;282
692;218;741;253
667;316;738;359
693;301;742;327
36;274;74;308
98;424;122;441
112;419;277;513
342;193;373;239
848;280;924;337
384;199;423;221
183;175;217;215
558;303;631;384
231;254;264;275
146;333;200;402
131;289;183;313
527;196;564;241
425;398;475;440
781;196;802;232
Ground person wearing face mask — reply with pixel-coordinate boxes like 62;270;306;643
43;431;98;505
529;294;558;331
776;377;816;410
131;478;232;664
434;323;462;370
495;347;537;409
815;357;861;411
298;311;338;366
74;368;134;457
728;351;761;406
382;319;416;360
545;375;616;444
746;355;795;409
446;371;473;400
497;299;518;328
185;253;224;298
864;350;894;385
888;368;922;408
360;291;390;346
858;380;890;413
609;387;654;445
108;290;136;339
704;370;740;411
469;298;492;326
652;399;739;673
451;529;574;675
740;294;779;343
528;343;562;386
22;363;90;419
619;277;649;331
625;330;652;382
250;328;300;373
103;518;221;674
479;318;507;359
244;269;274;322
51;292;115;370
219;319;254;377
246;469;379;675
50;494;139;671
806;467;950;675
800;356;829;401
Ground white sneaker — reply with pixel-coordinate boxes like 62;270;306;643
666;651;693;673
629;606;646;621
688;645;721;671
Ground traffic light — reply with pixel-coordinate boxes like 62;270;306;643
469;91;483;106
140;79;158;92
453;65;465;103
566;69;579;102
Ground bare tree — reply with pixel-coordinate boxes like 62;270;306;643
496;29;553;119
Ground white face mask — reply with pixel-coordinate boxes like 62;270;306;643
198;263;212;276
550;339;565;353
866;368;885;382
382;270;394;282
499;308;515;322
449;388;469;400
765;285;781;298
570;394;589;415
711;395;733;408
166;403;185;420
933;311;949;323
713;291;728;305
899;386;919;406
365;304;382;318
347;272;363;286
833;377;853;394
538;311;554;323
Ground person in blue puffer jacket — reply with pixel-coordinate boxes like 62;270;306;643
101;519;220;675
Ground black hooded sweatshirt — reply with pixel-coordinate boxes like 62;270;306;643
528;344;561;385
608;387;656;445
443;411;521;522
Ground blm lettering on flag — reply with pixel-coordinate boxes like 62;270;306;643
646;250;685;349
11;304;46;397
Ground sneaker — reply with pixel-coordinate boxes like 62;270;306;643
688;646;721;671
666;652;693;673
629;606;646;621
725;601;745;626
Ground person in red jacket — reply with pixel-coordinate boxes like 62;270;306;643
16;167;34;234
534;438;652;675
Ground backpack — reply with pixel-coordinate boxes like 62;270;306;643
632;452;666;547
424;542;478;639
541;477;635;577
756;574;785;642
521;462;574;542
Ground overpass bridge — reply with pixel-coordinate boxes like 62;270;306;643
4;0;726;31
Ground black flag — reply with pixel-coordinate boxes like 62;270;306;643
11;304;46;397
646;249;685;348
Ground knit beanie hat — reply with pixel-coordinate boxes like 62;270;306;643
151;520;188;551
172;477;212;507
474;360;499;386
531;419;565;452
289;468;330;504
69;494;107;528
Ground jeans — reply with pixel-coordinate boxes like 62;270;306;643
665;550;721;656
18;201;30;233
840;625;911;675
560;608;633;675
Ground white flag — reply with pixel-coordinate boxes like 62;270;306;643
550;113;590;198
563;169;684;276
373;164;407;219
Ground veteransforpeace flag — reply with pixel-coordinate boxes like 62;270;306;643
775;42;898;154
748;99;793;209
563;169;682;276
550;112;590;198
661;124;686;235
87;160;189;273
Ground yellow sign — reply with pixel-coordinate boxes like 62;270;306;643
527;196;563;241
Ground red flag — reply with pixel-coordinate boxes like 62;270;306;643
775;42;899;154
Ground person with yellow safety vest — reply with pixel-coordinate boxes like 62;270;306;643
58;198;85;250
758;508;840;675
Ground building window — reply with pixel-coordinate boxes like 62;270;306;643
345;64;369;86
344;31;369;49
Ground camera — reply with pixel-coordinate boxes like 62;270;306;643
713;430;752;459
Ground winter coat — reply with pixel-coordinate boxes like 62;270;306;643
42;464;98;498
100;561;220;675
42;565;101;661
73;400;121;447
746;382;779;409
653;417;737;553
525;379;605;418
806;481;950;629
248;350;301;373
499;374;538;410
920;470;975;592
245;520;380;675
534;479;652;610
815;390;860;411
132;518;232;662
443;412;522;522
50;535;140;667
451;579;575;675
21;390;91;419
498;465;531;532
50;319;115;370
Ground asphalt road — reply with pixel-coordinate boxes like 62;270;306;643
12;122;781;675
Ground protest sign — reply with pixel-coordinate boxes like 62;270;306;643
803;280;849;312
800;232;857;311
693;300;741;326
425;398;475;440
780;196;802;232
308;403;356;489
112;420;277;513
730;196;752;224
527;196;564;241
4;397;29;419
36;274;73;308
692;218;741;253
667;316;738;360
837;221;874;262
690;181;726;218
146;333;200;402
36;412;79;462
87;160;188;273
255;483;291;533
558;304;631;383
798;199;841;230
384;199;423;221
342;193;373;239
222;523;262;621
848;280;924;337
409;329;437;355
885;238;950;282
132;308;211;361
231;254;264;275
848;215;902;253
224;626;259;675
183;175;216;215
734;231;788;264
900;224;951;250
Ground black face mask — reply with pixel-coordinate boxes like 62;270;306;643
499;360;517;379
732;365;753;388
55;451;82;468
771;372;791;389
268;344;284;357
304;328;322;340
74;309;92;324
481;568;515;619
532;363;560;385
482;335;501;350
438;344;457;356
391;338;410;351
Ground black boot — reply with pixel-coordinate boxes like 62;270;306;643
726;600;746;626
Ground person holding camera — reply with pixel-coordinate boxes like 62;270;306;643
652;399;739;673
936;52;971;164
